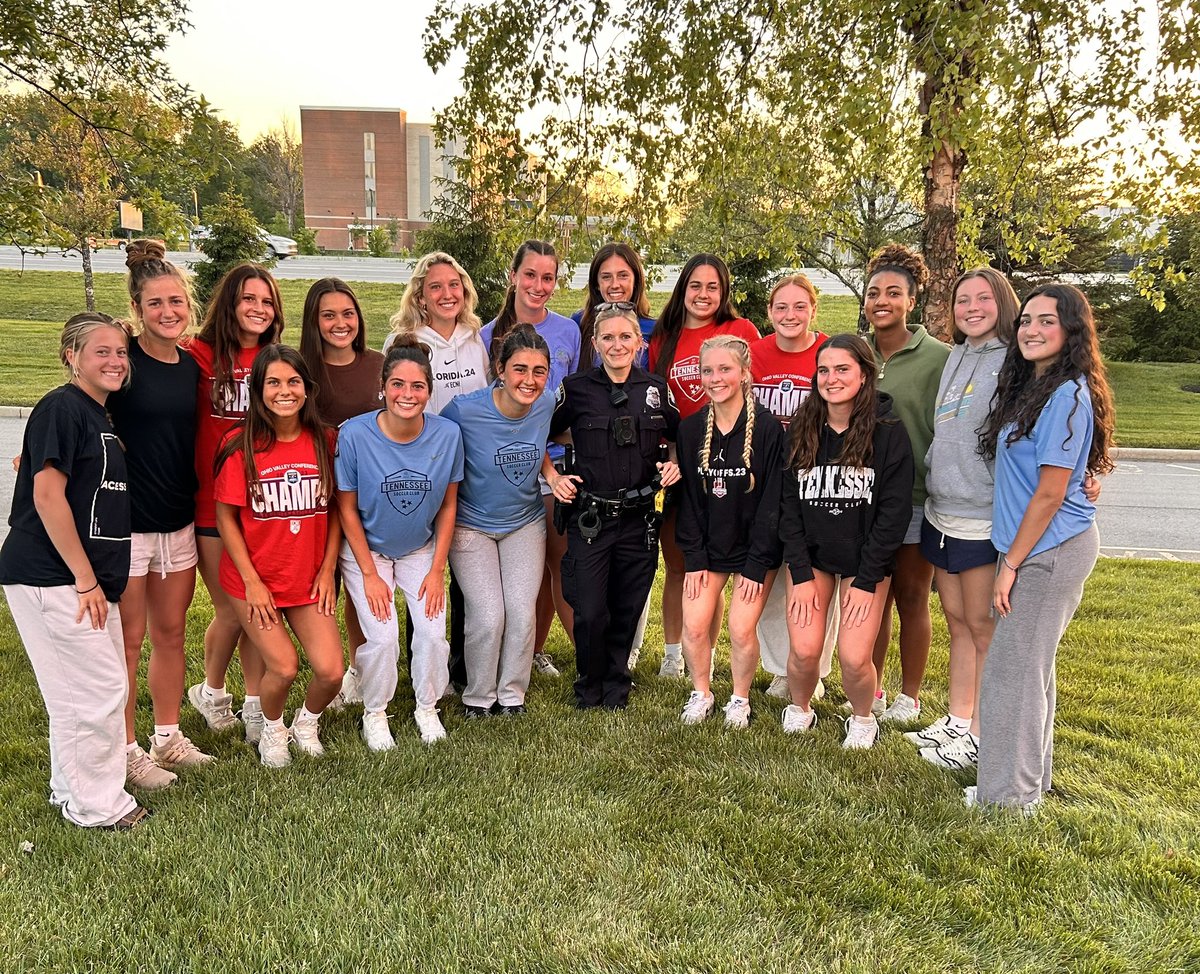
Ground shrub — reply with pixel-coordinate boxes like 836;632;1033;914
193;193;272;309
294;226;318;255
367;226;392;257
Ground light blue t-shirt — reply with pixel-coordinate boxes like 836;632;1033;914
481;310;580;463
335;411;464;559
441;384;554;534
992;377;1095;557
481;311;581;392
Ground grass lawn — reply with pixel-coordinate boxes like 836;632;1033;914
1;270;1194;447
0;558;1198;972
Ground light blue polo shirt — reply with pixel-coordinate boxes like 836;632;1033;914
992;377;1095;557
336;411;464;559
441;384;554;534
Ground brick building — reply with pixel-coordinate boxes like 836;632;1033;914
300;106;455;252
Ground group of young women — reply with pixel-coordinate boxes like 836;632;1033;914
0;236;1113;828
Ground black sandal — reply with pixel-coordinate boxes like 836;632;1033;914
104;805;153;831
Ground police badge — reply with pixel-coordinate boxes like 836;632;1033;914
645;385;660;409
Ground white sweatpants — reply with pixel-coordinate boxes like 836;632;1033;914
339;541;449;711
758;574;838;679
5;584;138;827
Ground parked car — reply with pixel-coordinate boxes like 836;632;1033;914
189;225;299;260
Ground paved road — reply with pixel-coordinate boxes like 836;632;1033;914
0;245;859;295
0;415;1194;559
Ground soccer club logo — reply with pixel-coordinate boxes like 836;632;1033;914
712;476;728;499
672;355;705;404
494;441;541;487
290;519;301;535
382;467;433;516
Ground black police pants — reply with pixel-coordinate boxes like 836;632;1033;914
561;512;657;708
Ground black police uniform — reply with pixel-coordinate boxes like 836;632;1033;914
550;365;680;708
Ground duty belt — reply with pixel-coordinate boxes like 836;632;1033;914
576;485;657;518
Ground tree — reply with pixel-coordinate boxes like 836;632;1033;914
0;0;194;241
1;86;204;308
193;193;270;308
246;121;304;232
425;0;1200;339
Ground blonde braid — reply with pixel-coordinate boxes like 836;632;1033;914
698;403;715;493
742;384;756;492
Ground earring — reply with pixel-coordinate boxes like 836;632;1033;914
377;391;384;400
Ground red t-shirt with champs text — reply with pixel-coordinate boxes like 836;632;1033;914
649;318;761;419
184;339;264;529
214;430;331;607
750;331;828;429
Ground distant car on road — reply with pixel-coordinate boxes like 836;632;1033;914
190;226;298;260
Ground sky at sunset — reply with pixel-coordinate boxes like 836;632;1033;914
165;0;464;139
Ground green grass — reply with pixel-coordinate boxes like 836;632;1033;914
1;269;1195;448
0;558;1198;972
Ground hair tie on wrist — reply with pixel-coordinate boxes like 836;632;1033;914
76;581;99;594
1003;557;1019;572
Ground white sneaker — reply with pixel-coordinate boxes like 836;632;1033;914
126;746;177;790
149;730;214;770
842;714;880;750
903;715;964;747
289;716;325;758
920;731;978;771
881;692;921;723
187;683;241;732
258;722;291;768
765;674;789;699
680;690;714;725
723;697;751;730
962;784;1041;817
414;706;447;744
659;654;686;679
341;666;363;704
781;705;817;734
240;699;264;745
842;690;887;717
532;653;560;678
627;644;641;670
362;711;396;752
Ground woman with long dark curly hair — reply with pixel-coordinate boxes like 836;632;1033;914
778;334;913;749
968;283;1114;813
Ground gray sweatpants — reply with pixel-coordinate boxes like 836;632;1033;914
449;518;546;709
976;524;1099;809
758;573;838;679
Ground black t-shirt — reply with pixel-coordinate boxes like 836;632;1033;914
107;341;200;532
0;384;132;601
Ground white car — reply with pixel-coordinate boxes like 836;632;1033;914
190;225;298;260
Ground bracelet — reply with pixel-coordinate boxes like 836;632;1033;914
75;581;99;594
1002;557;1020;572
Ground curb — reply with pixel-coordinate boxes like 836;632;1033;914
1112;448;1200;462
0;405;33;418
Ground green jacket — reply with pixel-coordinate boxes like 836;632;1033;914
867;325;950;507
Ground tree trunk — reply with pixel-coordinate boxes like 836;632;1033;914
81;238;95;312
922;138;964;341
913;4;972;343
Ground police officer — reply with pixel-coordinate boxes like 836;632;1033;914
544;304;681;709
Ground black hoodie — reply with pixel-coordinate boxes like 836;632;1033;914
780;392;914;593
675;399;785;583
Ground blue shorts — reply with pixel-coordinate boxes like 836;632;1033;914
920;517;998;574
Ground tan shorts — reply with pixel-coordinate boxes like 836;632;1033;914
129;525;199;578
